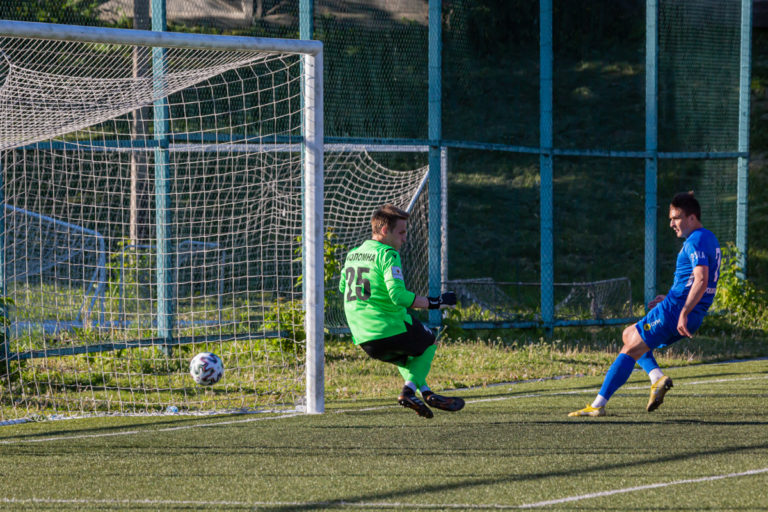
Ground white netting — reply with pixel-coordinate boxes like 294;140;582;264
447;277;633;323
3;204;107;332
553;278;634;320
0;39;280;150
324;151;429;330
0;32;310;420
0;31;431;422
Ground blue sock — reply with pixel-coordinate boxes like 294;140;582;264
637;351;659;374
598;353;637;401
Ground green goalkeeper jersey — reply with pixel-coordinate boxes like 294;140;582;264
339;239;416;344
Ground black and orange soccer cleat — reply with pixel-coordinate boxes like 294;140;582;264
398;391;434;418
423;392;465;412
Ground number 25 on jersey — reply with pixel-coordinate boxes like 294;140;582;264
345;267;371;301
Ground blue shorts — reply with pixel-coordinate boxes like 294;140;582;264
635;300;706;350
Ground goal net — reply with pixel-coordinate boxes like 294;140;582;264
324;150;430;331
0;21;325;420
447;277;633;324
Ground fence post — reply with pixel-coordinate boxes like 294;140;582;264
300;0;313;39
644;0;659;310
737;0;752;278
152;0;174;356
428;0;443;326
539;0;554;334
441;146;449;288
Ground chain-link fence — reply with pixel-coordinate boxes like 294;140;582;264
0;0;750;328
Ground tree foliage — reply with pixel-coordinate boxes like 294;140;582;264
0;1;101;25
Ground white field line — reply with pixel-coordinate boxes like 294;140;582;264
1;466;767;510
1;374;766;446
0;412;302;445
515;467;768;509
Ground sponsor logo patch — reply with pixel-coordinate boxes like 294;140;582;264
391;266;403;280
644;318;662;331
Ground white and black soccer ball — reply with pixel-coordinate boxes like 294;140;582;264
189;352;224;386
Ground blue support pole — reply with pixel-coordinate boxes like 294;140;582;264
299;0;312;266
736;0;752;277
299;0;313;39
644;0;659;310
152;0;174;355
299;0;312;307
428;0;442;326
539;0;554;334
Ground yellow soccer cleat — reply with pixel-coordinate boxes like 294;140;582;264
647;375;673;412
568;404;606;417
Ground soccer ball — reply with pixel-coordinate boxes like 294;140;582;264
189;352;224;386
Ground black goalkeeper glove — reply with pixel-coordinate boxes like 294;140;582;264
427;291;457;310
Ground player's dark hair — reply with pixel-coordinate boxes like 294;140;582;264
371;204;409;235
670;191;701;220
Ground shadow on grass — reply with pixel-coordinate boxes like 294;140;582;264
256;441;768;511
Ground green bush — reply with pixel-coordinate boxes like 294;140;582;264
710;243;768;331
262;229;347;354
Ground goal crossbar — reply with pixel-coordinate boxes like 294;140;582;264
0;19;322;55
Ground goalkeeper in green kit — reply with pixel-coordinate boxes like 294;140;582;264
339;204;464;418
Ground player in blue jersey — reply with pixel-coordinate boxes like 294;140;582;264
569;192;721;417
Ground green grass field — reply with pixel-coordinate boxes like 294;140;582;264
1;358;766;511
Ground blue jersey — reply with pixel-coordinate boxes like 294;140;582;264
636;227;721;349
666;227;721;311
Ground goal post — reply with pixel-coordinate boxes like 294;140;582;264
303;47;324;415
0;20;324;418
